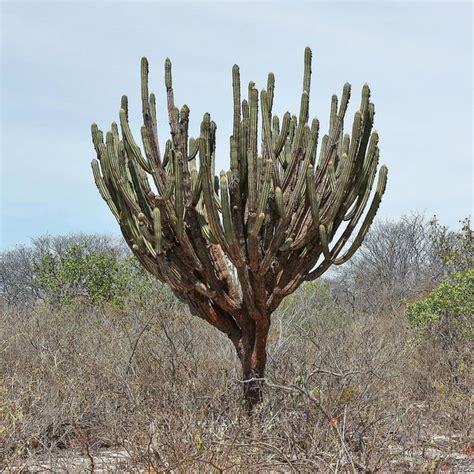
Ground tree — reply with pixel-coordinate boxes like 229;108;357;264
406;269;473;385
330;215;473;314
33;243;124;306
0;233;123;308
0;245;38;307
428;216;473;275
406;269;473;331
90;48;388;410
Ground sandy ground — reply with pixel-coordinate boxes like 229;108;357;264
5;443;474;473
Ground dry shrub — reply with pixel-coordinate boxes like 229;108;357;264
0;282;472;472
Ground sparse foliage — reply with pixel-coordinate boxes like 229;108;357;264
1;216;472;470
331;214;473;314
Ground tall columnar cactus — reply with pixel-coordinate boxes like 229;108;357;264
91;48;388;409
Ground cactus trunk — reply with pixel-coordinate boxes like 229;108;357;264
235;311;270;411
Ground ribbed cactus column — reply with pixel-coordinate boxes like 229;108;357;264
91;48;388;410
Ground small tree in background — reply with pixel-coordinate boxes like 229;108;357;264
0;233;122;307
33;243;166;309
406;269;473;386
330;215;473;315
90;48;388;409
407;269;473;331
428;217;473;275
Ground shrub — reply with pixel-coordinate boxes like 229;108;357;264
406;269;473;390
0;233;123;307
406;269;473;331
429;217;473;274
33;244;162;309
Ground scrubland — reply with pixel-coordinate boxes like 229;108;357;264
1;215;472;472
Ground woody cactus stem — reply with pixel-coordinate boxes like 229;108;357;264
91;48;388;411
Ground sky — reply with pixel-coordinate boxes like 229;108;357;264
1;1;472;249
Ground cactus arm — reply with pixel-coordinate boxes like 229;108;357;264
119;108;152;174
281;91;310;192
188;137;199;161
174;151;185;238
247;84;259;215
253;159;273;235
266;72;275;114
232;64;241;146
329;94;338;136
178;105;193;206
274;111;290;160
272;114;280;137
318;223;331;261
220;171;234;245
91;159;120;221
140;57;163;172
191;165;203;206
249;157;274;271
274;186;286;220
260;90;272;160
306;164;320;232
199;123;229;253
120;95;128;119
165;58;180;143
140;126;163;193
344;133;379;220
152;207;163;254
333;165;388;264
302;46;312;95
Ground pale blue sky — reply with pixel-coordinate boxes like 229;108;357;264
1;1;472;249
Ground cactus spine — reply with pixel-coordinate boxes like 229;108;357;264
91;48;388;410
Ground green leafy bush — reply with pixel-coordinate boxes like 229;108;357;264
428;217;473;274
406;269;473;330
406;268;473;389
33;244;161;308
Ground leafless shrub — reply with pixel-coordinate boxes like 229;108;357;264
1;220;472;471
330;213;471;315
1;285;471;471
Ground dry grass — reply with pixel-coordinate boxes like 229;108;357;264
0;285;472;472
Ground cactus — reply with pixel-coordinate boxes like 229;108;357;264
90;48;388;410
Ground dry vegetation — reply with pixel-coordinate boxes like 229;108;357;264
1;215;472;472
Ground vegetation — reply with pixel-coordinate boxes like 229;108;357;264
407;269;473;330
1;215;472;471
33;244;158;308
91;48;388;408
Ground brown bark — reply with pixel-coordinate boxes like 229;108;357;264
233;315;270;412
242;365;265;411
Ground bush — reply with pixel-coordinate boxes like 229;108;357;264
406;269;473;331
2;238;168;310
406;269;473;391
0;233;125;307
34;244;123;306
1;281;471;471
1;224;472;470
